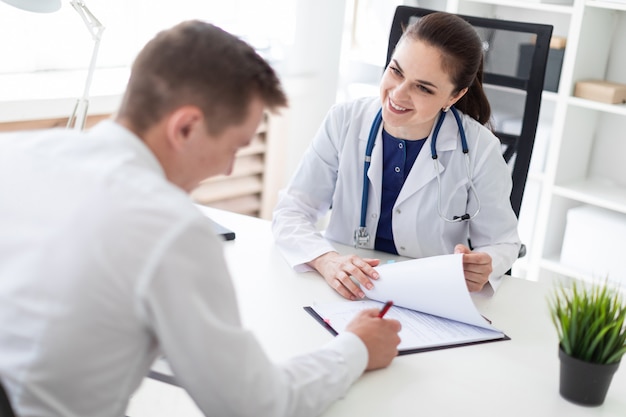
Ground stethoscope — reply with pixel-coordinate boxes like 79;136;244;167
354;106;481;248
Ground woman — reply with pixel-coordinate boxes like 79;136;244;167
272;12;520;300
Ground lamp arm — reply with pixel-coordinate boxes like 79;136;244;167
67;0;105;130
70;0;104;41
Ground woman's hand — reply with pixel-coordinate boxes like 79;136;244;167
454;244;493;292
308;252;381;300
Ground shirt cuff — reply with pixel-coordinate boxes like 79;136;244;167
323;332;368;384
486;273;504;294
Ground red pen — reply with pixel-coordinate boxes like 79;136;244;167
378;301;394;318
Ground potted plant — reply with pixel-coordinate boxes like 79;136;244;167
549;279;626;406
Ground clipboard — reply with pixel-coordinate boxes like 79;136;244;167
304;303;509;356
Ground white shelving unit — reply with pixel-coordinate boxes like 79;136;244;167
414;0;626;285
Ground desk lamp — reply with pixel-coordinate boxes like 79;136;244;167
0;0;60;12
0;0;104;130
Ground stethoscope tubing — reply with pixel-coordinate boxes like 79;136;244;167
356;106;481;246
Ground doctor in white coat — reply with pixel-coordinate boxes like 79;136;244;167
273;12;521;300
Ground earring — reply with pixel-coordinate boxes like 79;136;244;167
442;106;450;113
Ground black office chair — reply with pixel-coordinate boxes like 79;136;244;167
0;379;16;417
386;6;553;258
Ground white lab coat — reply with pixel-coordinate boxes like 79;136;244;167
272;96;521;287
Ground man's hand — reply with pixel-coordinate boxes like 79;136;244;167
346;308;401;370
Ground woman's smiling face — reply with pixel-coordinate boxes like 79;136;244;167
379;38;467;140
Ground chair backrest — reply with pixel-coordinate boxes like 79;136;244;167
386;6;553;218
0;379;16;417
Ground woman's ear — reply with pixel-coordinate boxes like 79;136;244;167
165;106;204;151
448;87;469;108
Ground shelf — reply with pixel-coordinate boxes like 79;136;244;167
396;0;626;284
541;254;596;280
567;96;626;116
586;0;626;11
541;254;626;290
552;178;626;213
463;0;575;13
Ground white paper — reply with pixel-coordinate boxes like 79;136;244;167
365;254;497;331
309;254;505;352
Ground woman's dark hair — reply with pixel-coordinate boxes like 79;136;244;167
400;12;491;125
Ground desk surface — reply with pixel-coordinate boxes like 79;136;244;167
127;208;626;417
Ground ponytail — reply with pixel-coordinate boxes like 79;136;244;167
453;60;491;125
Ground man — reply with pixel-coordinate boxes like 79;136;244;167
0;21;401;417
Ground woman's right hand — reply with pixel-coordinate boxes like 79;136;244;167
307;251;381;300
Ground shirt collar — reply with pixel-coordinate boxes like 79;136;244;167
87;119;166;178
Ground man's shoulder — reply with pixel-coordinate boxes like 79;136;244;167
106;178;203;228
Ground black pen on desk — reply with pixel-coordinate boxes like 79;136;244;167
378;301;393;318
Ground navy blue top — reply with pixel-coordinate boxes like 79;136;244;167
375;129;426;254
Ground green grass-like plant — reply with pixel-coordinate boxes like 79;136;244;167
549;280;626;364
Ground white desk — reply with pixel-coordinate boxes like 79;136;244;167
127;208;626;417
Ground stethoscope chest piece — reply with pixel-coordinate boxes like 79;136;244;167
354;226;370;248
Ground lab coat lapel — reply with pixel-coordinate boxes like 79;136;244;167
396;112;459;206
365;126;383;214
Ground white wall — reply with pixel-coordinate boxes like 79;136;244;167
0;0;344;167
276;0;347;184
0;0;297;74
